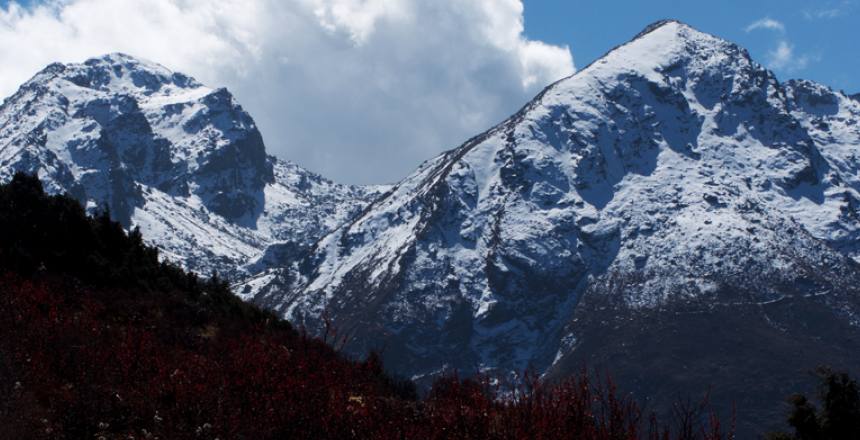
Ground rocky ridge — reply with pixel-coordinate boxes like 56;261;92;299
0;53;383;277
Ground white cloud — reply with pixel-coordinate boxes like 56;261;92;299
768;40;817;72
805;8;843;19
768;41;794;69
768;41;792;68
803;1;856;19
0;0;575;184
744;17;815;73
745;17;785;33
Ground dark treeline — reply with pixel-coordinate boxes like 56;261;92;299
766;367;860;440
0;172;852;439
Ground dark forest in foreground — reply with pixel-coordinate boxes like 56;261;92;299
0;173;855;439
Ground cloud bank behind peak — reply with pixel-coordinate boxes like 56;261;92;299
0;0;575;184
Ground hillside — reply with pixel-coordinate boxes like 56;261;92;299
2;19;860;438
242;20;860;436
0;172;407;438
0;173;740;439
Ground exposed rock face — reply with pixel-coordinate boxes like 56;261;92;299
0;53;383;277
242;21;860;435
3;22;860;437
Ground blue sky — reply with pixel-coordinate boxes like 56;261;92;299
0;0;857;183
523;0;860;93
6;0;855;92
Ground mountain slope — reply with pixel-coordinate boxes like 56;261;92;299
0;173;730;440
0;173;408;439
0;54;381;277
244;20;860;433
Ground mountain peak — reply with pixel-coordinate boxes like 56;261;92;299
0;52;270;226
88;52;150;64
633;19;687;39
612;19;739;66
551;19;754;103
1;53;382;279
246;20;860;421
26;52;205;96
82;53;183;79
632;19;725;44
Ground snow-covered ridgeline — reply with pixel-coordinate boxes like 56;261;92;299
0;53;384;277
244;20;860;381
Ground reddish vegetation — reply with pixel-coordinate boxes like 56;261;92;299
0;274;731;439
0;173;732;439
0;274;397;439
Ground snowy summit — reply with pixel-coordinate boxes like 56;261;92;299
1;20;860;435
0;52;383;277
242;21;860;421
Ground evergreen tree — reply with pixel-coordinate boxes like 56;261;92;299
767;367;860;440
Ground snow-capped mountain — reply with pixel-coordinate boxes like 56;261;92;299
244;20;860;431
0;53;382;277
3;21;860;435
